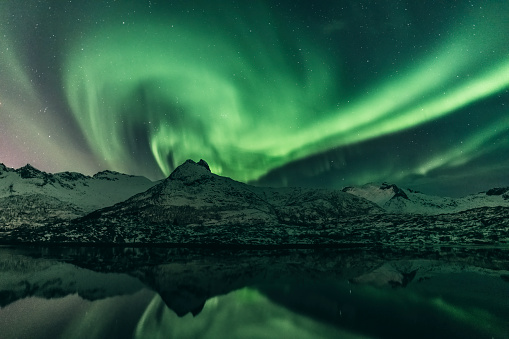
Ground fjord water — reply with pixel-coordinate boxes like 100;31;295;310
0;246;508;339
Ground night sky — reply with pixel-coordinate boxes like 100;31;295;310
1;1;508;196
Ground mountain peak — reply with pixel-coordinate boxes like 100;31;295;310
168;159;213;185
342;182;410;208
0;163;10;173
19;164;39;171
16;164;46;179
380;182;409;200
93;170;127;181
197;159;211;172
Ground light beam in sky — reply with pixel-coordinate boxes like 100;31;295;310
0;1;507;195
62;2;509;183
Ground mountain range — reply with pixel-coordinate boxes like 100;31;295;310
1;159;508;247
0;163;157;227
342;182;509;215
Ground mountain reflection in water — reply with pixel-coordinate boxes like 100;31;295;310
0;246;508;339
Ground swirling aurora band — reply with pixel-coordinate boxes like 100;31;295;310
1;1;508;195
62;3;509;183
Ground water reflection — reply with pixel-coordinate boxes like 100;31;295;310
0;246;508;338
136;288;364;339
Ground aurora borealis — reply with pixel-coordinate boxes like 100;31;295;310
1;1;508;196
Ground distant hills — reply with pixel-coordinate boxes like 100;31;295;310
342;182;509;215
1;160;508;247
0;163;157;228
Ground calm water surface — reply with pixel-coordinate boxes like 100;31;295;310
0;245;508;339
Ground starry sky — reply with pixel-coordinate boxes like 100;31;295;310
1;0;508;196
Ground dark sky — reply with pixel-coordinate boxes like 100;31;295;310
1;0;508;196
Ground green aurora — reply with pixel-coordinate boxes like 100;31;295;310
1;1;508;194
63;2;509;182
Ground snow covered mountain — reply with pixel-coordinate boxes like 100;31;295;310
29;159;380;244
2;160;509;247
0;163;157;228
86;159;381;227
342;182;509;215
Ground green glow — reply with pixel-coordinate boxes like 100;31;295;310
134;284;508;338
358;284;509;336
64;16;333;178
416;113;509;175
135;288;365;339
63;3;509;181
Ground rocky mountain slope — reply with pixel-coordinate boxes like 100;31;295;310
75;159;382;227
1;160;509;247
16;159;380;245
342;182;509;215
0;163;157;227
